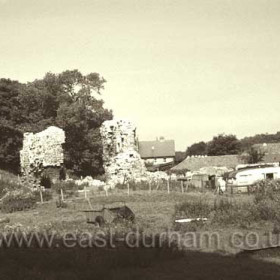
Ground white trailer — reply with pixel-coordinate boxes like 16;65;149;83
227;166;280;193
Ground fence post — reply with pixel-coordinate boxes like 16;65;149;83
84;184;87;199
60;188;64;201
39;186;43;203
181;180;184;193
127;182;130;196
167;179;170;194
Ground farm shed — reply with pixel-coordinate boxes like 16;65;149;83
171;155;243;173
190;174;209;188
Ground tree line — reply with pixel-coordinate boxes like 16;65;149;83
185;132;280;163
0;70;113;176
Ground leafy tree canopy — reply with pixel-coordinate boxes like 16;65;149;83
207;134;240;156
242;147;265;164
0;70;112;176
186;141;207;156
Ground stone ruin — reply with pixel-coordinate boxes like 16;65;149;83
100;119;147;186
100;119;169;187
19;121;169;189
20;126;65;187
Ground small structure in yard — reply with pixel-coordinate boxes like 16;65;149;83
20;126;65;187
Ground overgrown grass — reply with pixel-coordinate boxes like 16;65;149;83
175;180;280;230
0;170;21;199
0;170;53;213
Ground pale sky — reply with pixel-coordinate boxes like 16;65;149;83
1;0;280;151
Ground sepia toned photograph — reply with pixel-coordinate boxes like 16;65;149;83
1;0;280;279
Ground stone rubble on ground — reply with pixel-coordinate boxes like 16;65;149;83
75;176;105;189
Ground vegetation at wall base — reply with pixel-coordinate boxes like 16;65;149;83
0;188;37;213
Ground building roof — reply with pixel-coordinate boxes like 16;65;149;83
263;153;280;163
171;155;243;172
138;139;175;158
253;143;280;154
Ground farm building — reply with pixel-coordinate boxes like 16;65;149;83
138;137;175;166
253;143;280;163
171;155;243;173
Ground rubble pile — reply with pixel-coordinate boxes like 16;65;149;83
100;119;147;186
20;126;65;186
75;177;105;189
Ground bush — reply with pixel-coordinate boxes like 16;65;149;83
175;198;212;218
212;197;253;227
0;188;37;213
0;172;21;199
94;174;107;182
40;175;52;189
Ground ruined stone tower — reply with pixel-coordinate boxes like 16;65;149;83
20;126;65;186
100;119;146;185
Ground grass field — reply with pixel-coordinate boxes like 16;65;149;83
1;172;280;279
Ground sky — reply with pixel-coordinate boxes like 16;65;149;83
1;0;280;151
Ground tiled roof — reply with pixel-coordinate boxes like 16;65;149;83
138;140;175;158
263;154;280;163
253;143;280;154
171;155;243;171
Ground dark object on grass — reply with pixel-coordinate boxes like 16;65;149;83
84;205;135;225
95;215;105;226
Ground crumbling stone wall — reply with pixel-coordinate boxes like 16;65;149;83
100;120;147;185
20;126;65;186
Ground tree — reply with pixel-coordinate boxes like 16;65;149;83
242;147;265;164
0;70;113;176
186;141;207;156
207;134;240;156
175;151;186;164
240;131;280;151
0;125;23;173
0;79;25;172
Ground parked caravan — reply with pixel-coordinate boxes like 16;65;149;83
227;166;280;193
